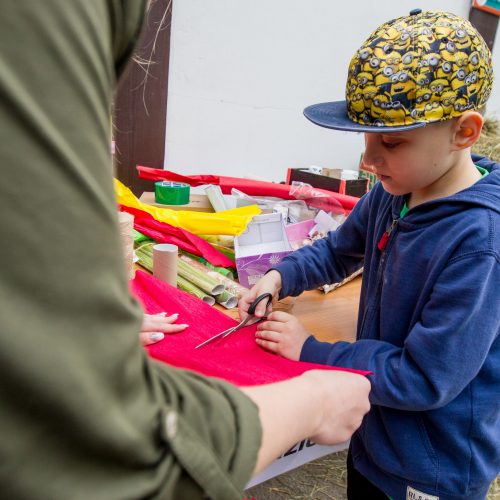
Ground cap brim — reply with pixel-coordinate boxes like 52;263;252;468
303;101;427;133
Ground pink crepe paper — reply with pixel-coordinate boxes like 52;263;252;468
131;271;369;386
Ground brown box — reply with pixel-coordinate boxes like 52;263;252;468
358;154;377;191
139;192;215;212
286;168;368;198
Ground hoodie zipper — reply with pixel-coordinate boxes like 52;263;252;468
359;217;400;338
376;217;399;282
377;218;399;251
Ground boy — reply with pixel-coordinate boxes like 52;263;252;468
240;10;500;500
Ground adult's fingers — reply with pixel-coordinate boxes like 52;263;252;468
140;324;188;346
306;371;371;444
140;331;165;346
163;323;189;333
146;313;178;325
142;313;188;333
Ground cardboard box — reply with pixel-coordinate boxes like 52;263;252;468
358;155;378;191
286;168;368;198
139;192;214;212
284;219;316;250
358;168;377;191
235;212;292;288
140;190;256;212
322;168;359;180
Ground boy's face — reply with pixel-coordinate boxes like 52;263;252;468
361;120;456;197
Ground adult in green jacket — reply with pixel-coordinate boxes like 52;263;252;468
0;2;370;498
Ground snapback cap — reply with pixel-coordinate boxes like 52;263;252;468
304;9;494;133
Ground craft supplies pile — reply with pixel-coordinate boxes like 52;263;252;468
116;166;364;301
115;166;366;385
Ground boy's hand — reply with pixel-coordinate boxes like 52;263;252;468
238;270;283;319
255;311;311;361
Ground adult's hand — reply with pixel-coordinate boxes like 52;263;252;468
238;270;283;320
242;369;371;475
304;370;371;445
140;312;188;346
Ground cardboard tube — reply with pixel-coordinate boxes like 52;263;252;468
118;211;135;280
153;243;178;286
215;290;238;309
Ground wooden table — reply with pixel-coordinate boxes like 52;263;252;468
291;277;361;343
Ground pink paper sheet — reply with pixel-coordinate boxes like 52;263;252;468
132;271;368;386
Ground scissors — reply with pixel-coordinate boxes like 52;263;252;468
195;293;272;349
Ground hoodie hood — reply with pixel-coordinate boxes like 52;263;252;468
469;154;500;212
391;154;500;222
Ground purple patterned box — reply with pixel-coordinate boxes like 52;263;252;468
235;213;292;288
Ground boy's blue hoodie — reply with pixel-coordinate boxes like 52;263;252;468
275;155;500;500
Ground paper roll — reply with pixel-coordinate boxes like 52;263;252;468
215;290;238;309
207;271;248;298
118;211;135;280
153;244;178;286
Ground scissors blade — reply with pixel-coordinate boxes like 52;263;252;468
195;326;236;349
195;292;273;349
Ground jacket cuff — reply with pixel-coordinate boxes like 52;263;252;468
273;261;300;299
299;335;333;365
153;364;262;498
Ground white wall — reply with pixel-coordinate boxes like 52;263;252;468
164;1;500;182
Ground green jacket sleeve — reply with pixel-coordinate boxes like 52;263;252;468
0;2;261;499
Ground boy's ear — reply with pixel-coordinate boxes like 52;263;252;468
452;111;484;150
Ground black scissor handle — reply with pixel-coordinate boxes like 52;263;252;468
248;293;273;315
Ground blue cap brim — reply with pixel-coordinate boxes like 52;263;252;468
303;101;427;133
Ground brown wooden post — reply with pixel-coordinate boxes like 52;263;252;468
469;6;498;118
469;5;499;51
113;0;172;195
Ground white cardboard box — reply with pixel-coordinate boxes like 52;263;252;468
235;212;292;288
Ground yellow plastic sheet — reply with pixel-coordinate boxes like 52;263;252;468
114;179;260;235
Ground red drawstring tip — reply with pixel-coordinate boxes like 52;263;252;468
377;232;389;251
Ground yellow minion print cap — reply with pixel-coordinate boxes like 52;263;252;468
304;9;494;132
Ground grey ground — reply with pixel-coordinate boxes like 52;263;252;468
245;449;500;500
